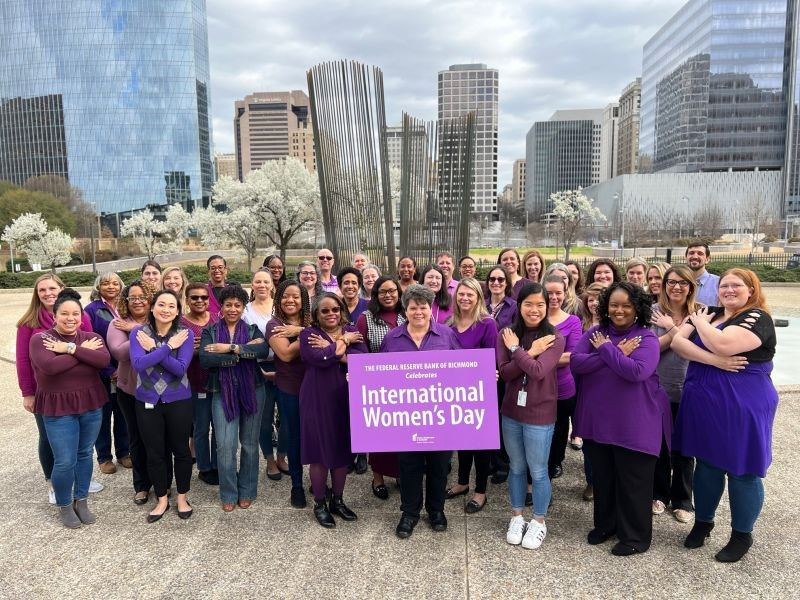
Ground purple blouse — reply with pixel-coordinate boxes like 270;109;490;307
486;296;516;331
571;324;670;456
380;321;461;352
553;314;582;400
451;317;498;351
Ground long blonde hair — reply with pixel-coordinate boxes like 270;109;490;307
580;282;605;331
657;265;699;318
448;278;489;326
17;274;66;329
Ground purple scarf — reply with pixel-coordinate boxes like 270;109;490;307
217;319;257;422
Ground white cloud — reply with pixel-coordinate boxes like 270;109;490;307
206;0;685;191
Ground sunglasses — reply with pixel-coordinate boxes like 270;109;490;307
317;256;334;261
189;295;209;301
488;276;506;283
319;306;341;315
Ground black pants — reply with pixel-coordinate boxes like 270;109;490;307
653;403;694;510
584;440;657;552
117;389;153;493
548;395;577;478
397;451;451;519
457;450;491;494
490;379;509;474
135;399;192;497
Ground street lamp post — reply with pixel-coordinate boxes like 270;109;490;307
613;192;625;250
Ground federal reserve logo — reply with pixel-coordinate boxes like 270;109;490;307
411;433;435;444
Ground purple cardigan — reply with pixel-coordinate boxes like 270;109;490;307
129;325;194;404
571;323;670;457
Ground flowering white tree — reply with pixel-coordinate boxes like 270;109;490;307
1;212;74;271
198;158;321;265
551;188;606;260
120;205;193;259
121;209;162;260
161;204;194;252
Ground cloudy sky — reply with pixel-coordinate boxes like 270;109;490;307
206;0;685;188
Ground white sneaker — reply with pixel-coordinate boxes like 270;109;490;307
89;480;104;493
48;487;56;505
506;515;526;545
521;519;547;549
652;499;665;515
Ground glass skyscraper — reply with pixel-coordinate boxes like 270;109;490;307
0;0;213;220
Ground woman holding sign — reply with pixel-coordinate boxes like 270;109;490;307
498;283;565;550
299;293;367;528
446;278;498;513
380;284;461;539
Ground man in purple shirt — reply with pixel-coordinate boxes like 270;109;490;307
380;284;461;539
317;248;340;294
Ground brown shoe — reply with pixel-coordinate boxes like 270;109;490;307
99;460;117;475
222;502;235;513
118;456;133;469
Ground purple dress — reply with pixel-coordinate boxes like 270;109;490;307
674;309;778;477
298;325;367;468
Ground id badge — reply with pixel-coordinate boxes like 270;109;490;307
197;392;207;399
516;390;527;407
144;402;155;410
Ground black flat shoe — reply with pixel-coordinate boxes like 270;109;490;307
552;464;563;479
372;482;389;500
178;503;193;520
611;542;640;556
428;511;448;532
290;486;307;509
266;469;282;481
355;454;368;474
330;495;358;521
147;504;170;524
133;491;150;505
587;528;616;545
313;500;336;528
446;487;468;500
465;498;486;514
715;530;753;563
396;514;419;539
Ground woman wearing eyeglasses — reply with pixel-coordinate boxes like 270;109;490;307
299;292;366;528
263;254;286;291
181;282;220;485
297;260;323;303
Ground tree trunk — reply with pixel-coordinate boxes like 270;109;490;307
564;244;571;261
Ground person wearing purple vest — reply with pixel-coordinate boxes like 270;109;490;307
130;290;195;523
571;282;670;556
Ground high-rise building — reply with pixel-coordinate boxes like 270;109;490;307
600;103;619;181
0;1;213;219
511;159;526;210
234;90;313;180
386;126;403;169
214;153;237;181
525;109;603;217
616;78;642;175
438;63;499;214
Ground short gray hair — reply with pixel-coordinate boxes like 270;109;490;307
401;283;434;309
90;271;124;301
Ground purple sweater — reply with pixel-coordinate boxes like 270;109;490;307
129;325;194;404
553;314;582;400
571;324;670;456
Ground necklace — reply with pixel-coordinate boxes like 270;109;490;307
51;327;77;342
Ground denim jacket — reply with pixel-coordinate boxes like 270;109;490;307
199;322;268;394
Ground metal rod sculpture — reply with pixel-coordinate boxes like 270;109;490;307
307;60;396;272
399;111;475;266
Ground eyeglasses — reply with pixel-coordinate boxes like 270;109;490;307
268;265;283;271
378;288;398;296
317;255;334;261
488;276;506;283
189;295;209;301
127;296;147;303
665;279;690;288
319;306;341;315
209;266;226;271
299;271;316;277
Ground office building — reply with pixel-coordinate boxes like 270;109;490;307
234;90;313;180
512;159;526;210
525;109;603;217
438;63;499;214
386;126;403;168
214;153;237;181
289;126;316;173
617;78;642;175
600;103;619;181
0;1;213;219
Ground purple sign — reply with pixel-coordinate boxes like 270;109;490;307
348;348;499;452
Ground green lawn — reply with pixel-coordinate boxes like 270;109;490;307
469;246;593;259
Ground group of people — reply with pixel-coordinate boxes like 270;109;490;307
16;243;778;564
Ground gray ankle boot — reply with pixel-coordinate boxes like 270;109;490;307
59;504;82;529
73;498;96;524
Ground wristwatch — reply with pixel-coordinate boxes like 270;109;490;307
230;344;238;353
509;344;520;353
66;342;77;354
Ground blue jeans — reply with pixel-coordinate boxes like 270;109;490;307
95;377;130;463
43;408;103;506
192;391;217;472
211;390;265;504
694;459;764;533
259;380;287;459
276;389;302;488
502;416;554;519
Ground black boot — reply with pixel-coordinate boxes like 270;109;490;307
715;530;753;563
684;520;714;549
330;495;358;521
313;499;336;529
